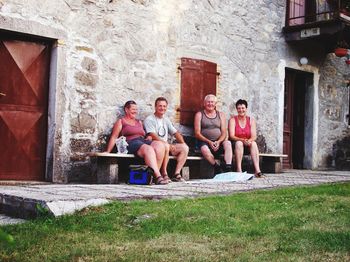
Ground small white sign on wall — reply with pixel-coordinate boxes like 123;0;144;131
300;28;320;38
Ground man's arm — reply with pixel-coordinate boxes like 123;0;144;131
174;131;185;144
147;132;162;141
194;111;211;143
217;111;228;144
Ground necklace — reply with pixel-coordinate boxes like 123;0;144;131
155;116;166;137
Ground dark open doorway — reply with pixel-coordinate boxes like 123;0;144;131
284;68;313;169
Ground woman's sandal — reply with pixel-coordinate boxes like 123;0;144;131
172;173;185;182
155;175;168;185
254;172;265;178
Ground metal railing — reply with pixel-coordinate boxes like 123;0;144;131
286;0;347;26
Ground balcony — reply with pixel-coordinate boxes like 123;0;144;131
283;0;350;52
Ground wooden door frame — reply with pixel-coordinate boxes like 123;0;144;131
0;15;67;182
283;68;314;170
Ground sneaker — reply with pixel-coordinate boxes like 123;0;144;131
224;164;232;172
214;163;223;174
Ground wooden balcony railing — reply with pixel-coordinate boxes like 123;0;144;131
286;0;349;27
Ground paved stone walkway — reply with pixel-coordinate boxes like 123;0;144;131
0;170;349;225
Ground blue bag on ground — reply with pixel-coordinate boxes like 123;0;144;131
129;165;153;185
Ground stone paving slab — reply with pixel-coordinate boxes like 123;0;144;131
0;214;26;225
0;170;349;223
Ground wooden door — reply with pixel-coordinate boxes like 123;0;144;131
179;58;217;125
283;69;295;169
0;40;50;180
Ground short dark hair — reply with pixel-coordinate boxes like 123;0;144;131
124;100;137;111
155;97;168;106
236;99;248;108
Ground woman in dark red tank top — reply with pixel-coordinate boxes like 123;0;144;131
228;99;263;177
104;100;168;184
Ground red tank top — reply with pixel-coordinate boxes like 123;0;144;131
120;118;145;141
234;116;251;139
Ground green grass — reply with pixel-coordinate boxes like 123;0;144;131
1;183;350;262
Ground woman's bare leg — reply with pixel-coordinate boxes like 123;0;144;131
137;144;162;178
250;141;261;174
235;141;244;172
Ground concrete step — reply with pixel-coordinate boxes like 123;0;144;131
0;192;109;219
0;214;26;225
0;194;47;219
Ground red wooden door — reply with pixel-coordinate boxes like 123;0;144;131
283;69;295;169
179;58;217;125
0;40;50;180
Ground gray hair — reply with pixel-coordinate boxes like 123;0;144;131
204;94;217;102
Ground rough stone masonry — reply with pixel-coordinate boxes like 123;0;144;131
0;0;349;182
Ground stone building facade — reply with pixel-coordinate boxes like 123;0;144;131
0;0;349;183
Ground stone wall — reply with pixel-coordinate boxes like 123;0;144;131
1;0;349;182
318;53;350;168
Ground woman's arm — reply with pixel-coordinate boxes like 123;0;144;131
104;119;123;153
248;117;257;142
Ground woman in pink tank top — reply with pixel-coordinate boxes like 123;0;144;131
228;99;263;177
104;100;168;184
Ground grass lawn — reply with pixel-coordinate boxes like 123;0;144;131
1;182;350;262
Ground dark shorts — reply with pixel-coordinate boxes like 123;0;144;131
197;140;225;156
128;137;152;155
232;140;251;155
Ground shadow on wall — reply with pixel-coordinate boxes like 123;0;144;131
333;136;350;170
256;134;267;153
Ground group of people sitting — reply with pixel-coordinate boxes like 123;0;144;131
104;94;263;185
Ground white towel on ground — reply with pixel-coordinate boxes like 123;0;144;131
185;172;254;183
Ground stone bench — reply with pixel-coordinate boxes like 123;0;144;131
89;152;287;184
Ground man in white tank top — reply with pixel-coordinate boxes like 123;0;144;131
194;94;233;175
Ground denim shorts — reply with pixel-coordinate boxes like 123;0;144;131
127;137;152;155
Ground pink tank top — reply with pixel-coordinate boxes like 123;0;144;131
120;118;145;142
234;116;251;139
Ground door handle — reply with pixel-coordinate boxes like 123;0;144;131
0;92;6;97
